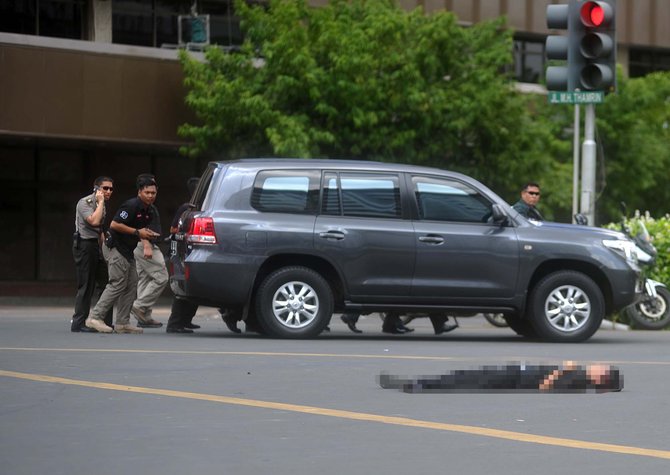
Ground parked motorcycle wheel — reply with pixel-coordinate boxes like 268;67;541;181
625;286;670;330
483;313;508;328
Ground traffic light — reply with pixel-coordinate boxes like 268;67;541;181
575;1;616;92
545;1;616;93
545;3;570;91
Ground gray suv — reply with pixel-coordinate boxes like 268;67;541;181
170;159;640;342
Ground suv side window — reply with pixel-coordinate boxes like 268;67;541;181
251;170;320;214
322;173;341;215
335;173;401;219
412;175;493;223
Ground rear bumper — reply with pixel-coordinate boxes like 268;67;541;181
170;248;261;307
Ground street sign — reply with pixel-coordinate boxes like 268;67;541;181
548;91;604;104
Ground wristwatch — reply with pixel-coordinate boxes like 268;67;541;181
133;229;140;237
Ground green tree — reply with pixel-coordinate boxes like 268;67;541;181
596;71;670;222
179;0;562;208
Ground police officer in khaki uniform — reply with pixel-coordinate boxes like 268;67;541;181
71;176;114;332
131;173;167;328
86;176;160;333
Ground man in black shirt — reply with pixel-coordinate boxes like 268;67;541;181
131;173;167;329
86;176;160;334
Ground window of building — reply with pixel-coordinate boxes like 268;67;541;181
113;0;185;47
629;47;670;78
112;0;247;48
0;0;85;39
513;36;546;84
199;0;243;48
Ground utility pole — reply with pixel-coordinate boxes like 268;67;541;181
580;104;596;224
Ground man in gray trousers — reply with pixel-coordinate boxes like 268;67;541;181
131;174;167;328
86;176;160;334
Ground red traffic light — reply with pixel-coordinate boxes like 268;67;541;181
581;1;611;28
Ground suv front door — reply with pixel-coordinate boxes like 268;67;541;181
409;175;519;303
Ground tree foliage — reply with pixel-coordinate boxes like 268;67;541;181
179;0;670;223
179;0;559;204
595;72;670;221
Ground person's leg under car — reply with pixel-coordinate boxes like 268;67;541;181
167;297;198;333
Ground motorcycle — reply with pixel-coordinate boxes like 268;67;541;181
620;209;670;329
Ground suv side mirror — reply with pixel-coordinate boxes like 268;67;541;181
491;204;508;225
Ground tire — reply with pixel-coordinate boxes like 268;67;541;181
484;313;509;328
255;266;333;338
527;271;604;342
625;286;670;330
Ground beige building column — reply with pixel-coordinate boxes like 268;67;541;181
88;0;113;43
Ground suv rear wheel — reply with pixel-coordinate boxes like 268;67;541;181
255;266;333;338
528;271;604;342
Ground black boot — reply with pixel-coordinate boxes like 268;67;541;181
341;313;362;333
220;309;241;334
431;315;458;335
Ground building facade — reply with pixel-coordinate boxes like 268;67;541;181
1;0;669;289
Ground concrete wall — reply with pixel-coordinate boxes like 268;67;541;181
0;34;195;147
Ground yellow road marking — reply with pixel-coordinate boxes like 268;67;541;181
1;369;669;460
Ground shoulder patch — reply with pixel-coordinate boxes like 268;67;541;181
120;211;129;220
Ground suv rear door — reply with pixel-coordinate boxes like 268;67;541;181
409;174;519;303
314;171;415;300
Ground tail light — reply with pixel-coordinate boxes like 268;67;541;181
187;217;217;244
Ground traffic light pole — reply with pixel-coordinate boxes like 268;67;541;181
580;103;597;225
572;104;580;223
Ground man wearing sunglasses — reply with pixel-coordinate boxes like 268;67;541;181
512;182;543;221
71;176;115;332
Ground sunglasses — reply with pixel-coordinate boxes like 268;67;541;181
101;186;114;191
526;191;540;196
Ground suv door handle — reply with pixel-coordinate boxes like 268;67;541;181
418;235;444;244
319;231;345;240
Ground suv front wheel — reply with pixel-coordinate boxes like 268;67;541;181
528;271;604;342
255;266;334;338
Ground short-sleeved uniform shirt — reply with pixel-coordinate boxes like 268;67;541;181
147;204;162;242
75;193;105;239
111;197;154;261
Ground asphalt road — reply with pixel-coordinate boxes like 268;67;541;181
2;305;670;475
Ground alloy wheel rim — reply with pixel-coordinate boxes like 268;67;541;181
272;281;319;329
544;285;590;332
639;296;668;320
